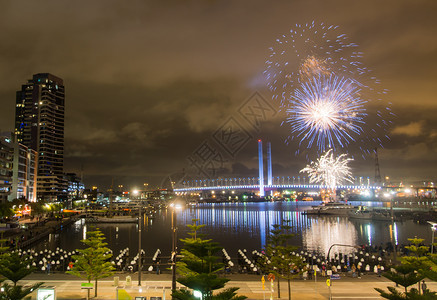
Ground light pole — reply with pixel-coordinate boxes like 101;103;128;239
428;222;437;254
172;208;177;294
385;192;398;262
138;203;142;286
171;202;182;298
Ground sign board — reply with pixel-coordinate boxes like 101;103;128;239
261;275;265;290
81;282;94;289
267;273;275;281
326;279;331;287
37;287;56;300
330;274;341;280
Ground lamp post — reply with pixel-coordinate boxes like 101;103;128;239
428;222;437;254
171;202;181;298
138;203;142;286
385;192;398;262
172;209;177;294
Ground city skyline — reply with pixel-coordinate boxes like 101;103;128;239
0;1;436;190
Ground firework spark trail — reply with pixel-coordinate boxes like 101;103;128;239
300;149;354;190
265;21;360;107
265;22;393;155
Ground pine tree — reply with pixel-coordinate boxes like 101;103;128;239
67;227;115;298
172;219;246;300
0;250;43;300
261;221;303;300
375;237;437;299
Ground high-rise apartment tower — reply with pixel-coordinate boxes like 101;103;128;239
14;73;66;201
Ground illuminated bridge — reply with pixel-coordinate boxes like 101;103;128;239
173;178;380;193
173;141;435;197
173;182;379;193
174;140;380;194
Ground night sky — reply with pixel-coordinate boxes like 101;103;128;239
0;1;436;190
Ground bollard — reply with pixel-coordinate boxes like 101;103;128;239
126;275;132;287
114;276;119;286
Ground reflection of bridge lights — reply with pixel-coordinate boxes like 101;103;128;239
394;222;398;245
367;224;372;245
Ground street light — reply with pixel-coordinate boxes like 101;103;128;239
428;221;437;254
170;201;182;298
138;203;142;286
384;192;400;263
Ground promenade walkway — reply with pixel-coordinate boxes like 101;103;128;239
1;215;79;248
17;272;435;299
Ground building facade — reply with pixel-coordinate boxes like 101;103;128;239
15;73;66;201
9;139;38;202
0;136;14;203
65;172;85;201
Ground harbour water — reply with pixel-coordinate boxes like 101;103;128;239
32;201;434;258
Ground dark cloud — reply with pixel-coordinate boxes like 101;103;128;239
0;0;436;189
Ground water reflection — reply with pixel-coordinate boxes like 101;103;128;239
32;202;431;257
179;202;311;249
302;216;358;255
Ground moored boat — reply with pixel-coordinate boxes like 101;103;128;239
304;202;357;216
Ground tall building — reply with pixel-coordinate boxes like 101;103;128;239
15;73;66;202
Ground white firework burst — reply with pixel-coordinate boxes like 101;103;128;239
300;149;354;189
286;74;367;152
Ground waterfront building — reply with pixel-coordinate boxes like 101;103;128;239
14;73;66;202
83;187;98;202
0;133;38;202
0;136;14;203
10;138;38;202
65;172;85;201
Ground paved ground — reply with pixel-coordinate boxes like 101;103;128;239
16;272;435;299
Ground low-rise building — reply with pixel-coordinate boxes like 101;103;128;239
9;141;38;202
1;134;38;202
0;136;14;203
65;172;85;201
